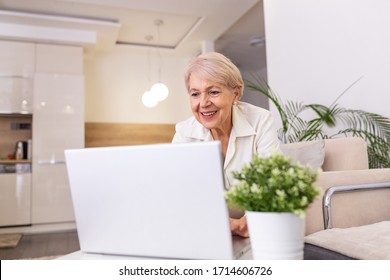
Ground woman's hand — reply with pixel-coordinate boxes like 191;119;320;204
230;215;249;238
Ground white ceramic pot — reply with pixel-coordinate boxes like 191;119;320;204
246;211;305;260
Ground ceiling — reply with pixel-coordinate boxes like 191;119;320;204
0;0;266;72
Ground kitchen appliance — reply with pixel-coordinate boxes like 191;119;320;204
14;140;30;160
15;141;24;160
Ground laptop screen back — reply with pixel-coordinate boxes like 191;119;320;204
65;141;234;259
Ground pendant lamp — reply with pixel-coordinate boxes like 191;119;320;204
142;19;169;108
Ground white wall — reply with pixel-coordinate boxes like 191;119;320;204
84;47;192;124
264;0;390;128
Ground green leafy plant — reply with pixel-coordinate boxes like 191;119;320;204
225;152;321;216
245;76;390;168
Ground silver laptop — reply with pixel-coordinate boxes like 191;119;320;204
65;141;251;260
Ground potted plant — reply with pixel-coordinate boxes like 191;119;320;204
225;152;321;260
245;76;390;168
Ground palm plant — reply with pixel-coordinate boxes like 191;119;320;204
245;76;390;168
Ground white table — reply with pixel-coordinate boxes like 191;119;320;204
58;236;253;260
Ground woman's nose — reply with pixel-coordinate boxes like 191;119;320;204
200;93;211;107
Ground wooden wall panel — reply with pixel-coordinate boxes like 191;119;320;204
85;122;176;147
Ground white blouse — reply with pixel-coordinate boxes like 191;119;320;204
172;101;280;189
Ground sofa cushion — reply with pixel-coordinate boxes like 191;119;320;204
304;221;390;260
322;137;369;171
280;140;325;170
304;243;355;260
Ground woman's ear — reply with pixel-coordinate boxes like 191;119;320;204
234;87;241;101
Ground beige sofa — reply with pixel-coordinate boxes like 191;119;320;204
282;137;390;259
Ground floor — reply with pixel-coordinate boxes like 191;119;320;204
0;230;80;260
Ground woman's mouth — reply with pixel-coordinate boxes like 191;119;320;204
200;111;217;119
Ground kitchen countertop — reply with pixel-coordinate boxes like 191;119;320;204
0;159;32;164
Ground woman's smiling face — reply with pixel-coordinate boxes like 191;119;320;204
188;73;239;132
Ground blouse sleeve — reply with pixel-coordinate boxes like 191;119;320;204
255;111;281;157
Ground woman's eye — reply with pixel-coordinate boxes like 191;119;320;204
190;92;199;97
209;91;220;96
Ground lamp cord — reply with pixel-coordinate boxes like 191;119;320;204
156;21;162;83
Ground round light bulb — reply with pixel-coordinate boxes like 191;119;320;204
142;91;158;108
151;83;169;101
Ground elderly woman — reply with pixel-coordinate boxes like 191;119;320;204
172;52;280;237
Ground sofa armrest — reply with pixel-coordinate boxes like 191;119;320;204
305;168;390;235
323;182;390;229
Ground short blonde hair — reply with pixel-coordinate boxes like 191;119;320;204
184;52;244;98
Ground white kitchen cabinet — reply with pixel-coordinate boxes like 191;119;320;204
32;73;84;224
0;41;84;229
0;170;31;227
0;41;34;114
0;76;33;114
0;41;35;76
